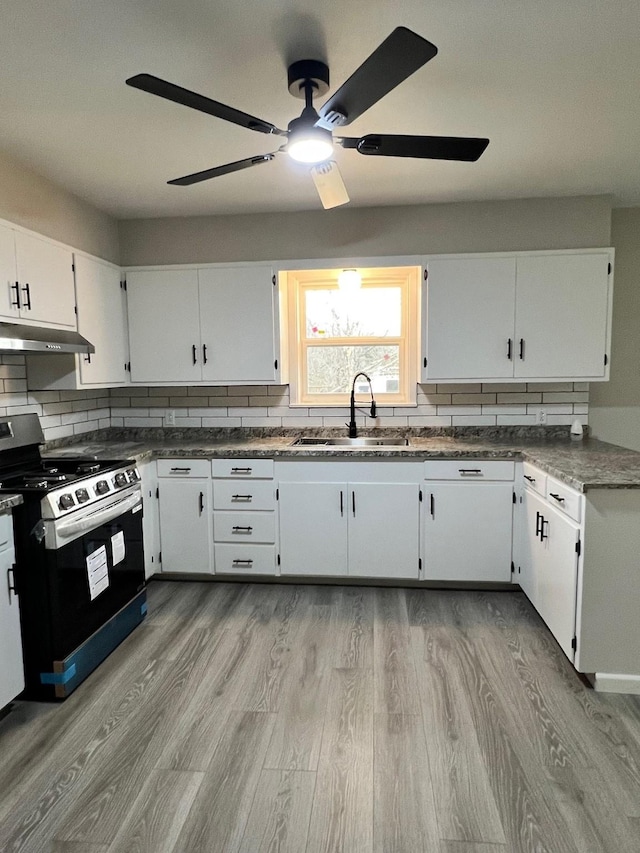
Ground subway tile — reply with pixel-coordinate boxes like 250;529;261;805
173;417;202;427
114;386;149;397
573;404;589;414
188;407;228;417
497;393;541;404
527;404;572;415
452;416;497;426
229;407;269;417
72;399;95;412
497;415;537;425
7;404;41;416
451;393;497;405
39;414;62;429
59;390;91;401
4;379;27;393
227;385;265;395
573;382;590;392
394;405;437;416
482;405;527;414
110;417;124;426
146;397;170;407
417;394;452;406
436;406;482;415
249;396;273;407
437;383;482;393
42;402;70;416
148;386;174;396
29;391;62;406
1;355;26;365
188;386;222;395
171;396;208;407
416;383;439;393
281;416;324;427
373;416;408;427
109;397;131;408
111;407;149;418
542;392;589;404
61;411;88;425
124;417;163;427
74;420;99;435
268;406;299;417
0;393;29;407
406;416;452;427
268;385;290;395
482;383;527;393
241;417;283;427
545;415;575;425
99;417;111;429
207;396;248;407
528;382;573;392
322;417;354;427
309;407;351;417
42;424;74;440
202;417;241;427
0;364;26;379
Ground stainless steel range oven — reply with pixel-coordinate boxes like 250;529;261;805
0;414;146;699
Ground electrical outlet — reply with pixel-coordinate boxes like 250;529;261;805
165;410;176;426
536;408;547;425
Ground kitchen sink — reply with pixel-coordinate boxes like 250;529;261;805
291;436;410;447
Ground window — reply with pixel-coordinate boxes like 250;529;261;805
283;266;419;406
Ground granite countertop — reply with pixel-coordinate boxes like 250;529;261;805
0;494;23;513
42;429;640;492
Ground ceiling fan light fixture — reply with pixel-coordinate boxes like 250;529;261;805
338;268;361;291
287;121;333;164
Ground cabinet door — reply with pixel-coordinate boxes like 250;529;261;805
536;503;580;661
75;255;128;385
515;253;610;378
0;535;24;708
198;266;278;383
0;223;20;320
278;481;348;576
423;483;513;581
521;489;545;606
423;257;516;380
127;269;201;383
139;461;161;579
158;479;212;574
348;482;420;578
14;230;76;327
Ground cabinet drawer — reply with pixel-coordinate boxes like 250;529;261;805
523;462;546;496
214;543;276;575
213;479;275;511
546;476;582;523
213;511;275;544
157;459;210;478
424;460;514;481
212;458;274;479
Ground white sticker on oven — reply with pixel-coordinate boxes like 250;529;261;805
111;531;125;566
86;545;109;601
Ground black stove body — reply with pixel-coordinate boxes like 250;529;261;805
0;414;146;700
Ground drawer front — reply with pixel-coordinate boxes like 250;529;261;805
424;460;515;481
214;543;276;575
212;458;274;479
523;462;547;496
213;479;275;511
213;511;275;544
157;459;210;478
546;476;582;522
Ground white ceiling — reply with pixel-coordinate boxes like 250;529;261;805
2;1;640;219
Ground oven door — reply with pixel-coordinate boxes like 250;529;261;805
42;487;145;659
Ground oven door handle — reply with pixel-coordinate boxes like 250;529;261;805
53;490;142;541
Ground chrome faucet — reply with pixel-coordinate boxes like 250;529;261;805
347;372;377;438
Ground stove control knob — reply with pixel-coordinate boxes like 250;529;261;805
95;480;110;495
127;468;140;482
114;472;128;488
59;493;75;510
75;488;90;503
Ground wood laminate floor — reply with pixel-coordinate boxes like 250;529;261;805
1;581;640;853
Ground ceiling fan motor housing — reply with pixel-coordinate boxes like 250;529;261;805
287;60;330;98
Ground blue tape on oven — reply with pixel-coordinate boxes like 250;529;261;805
40;663;77;685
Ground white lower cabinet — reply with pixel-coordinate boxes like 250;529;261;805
157;460;212;574
139;460;161;579
276;461;422;579
423;460;515;582
523;489;580;661
0;512;24;708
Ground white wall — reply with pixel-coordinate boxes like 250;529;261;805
590;208;640;450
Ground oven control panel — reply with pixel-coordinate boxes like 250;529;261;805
42;464;142;519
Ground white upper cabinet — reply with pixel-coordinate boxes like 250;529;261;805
198;266;278;383
0;220;76;328
14;229;76;328
126;264;279;385
422;250;613;383
26;253;129;390
422;257;516;380
514;253;611;379
127;269;201;383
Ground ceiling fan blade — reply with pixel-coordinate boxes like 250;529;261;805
348;134;490;161
168;153;276;186
310;161;350;209
317;27;437;130
126;74;286;136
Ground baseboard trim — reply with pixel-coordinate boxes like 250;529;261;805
590;673;640;694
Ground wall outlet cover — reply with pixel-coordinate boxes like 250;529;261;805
165;410;176;426
536;409;547;424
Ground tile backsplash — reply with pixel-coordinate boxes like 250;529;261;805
0;355;110;441
0;354;589;441
109;382;589;432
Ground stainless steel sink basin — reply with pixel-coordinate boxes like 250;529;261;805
291;436;410;447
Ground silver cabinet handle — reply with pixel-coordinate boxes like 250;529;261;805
352;491;356;517
232;494;253;501
430;493;435;518
549;492;565;503
7;565;17;603
232;526;253;534
232;559;253;567
231;467;252;474
198;491;204;514
459;468;482;475
524;475;535;483
170;467;191;473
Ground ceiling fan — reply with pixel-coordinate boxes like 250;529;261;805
126;26;489;209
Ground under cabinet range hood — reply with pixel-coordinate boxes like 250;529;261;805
0;323;94;355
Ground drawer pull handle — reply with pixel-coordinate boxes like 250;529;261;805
7;565;17;603
507;338;513;360
524;475;536;483
232;494;253;501
535;511;543;537
231;467;252;474
430;493;435;518
232;559;253;567
549;493;565;503
540;517;549;541
198;491;204;514
340;490;344;516
170;467;191;473
10;281;21;309
232;526;253;533
459;468;482;475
